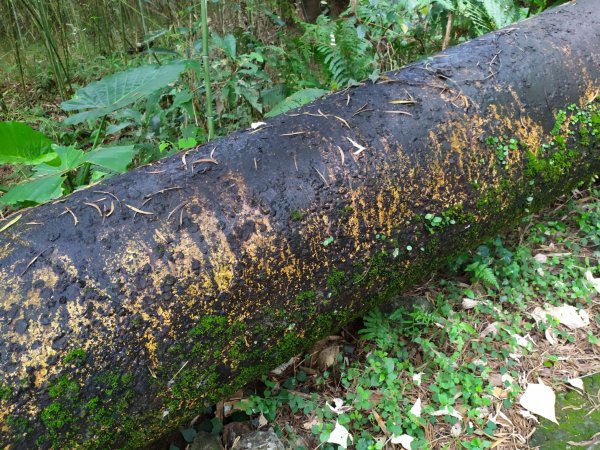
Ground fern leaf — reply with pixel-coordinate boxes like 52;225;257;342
264;88;328;118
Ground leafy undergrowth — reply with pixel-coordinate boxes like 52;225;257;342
224;185;600;450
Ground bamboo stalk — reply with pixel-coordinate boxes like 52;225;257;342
201;0;215;140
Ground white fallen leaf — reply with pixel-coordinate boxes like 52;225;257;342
409;398;422;417
545;327;558;345
450;422;462;437
462;298;479;310
480;322;499;338
327;421;353;449
491;409;513;427
270;357;296;375
502;372;514;386
585;270;600;293
327;398;351;415
250;121;267;129
568;378;585;391
258;412;268;428
537;267;545;277
531;306;548;324
302;417;322;430
545;304;590;330
346;137;366;155
431;406;463;420
489;373;504;387
412;372;422;386
391;434;414;449
512;333;534;348
519;381;558;424
162;409;170;419
534;253;548;263
518;409;539;422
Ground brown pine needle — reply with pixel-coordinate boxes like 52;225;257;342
126;204;155;215
60;208;78;226
84;202;103;218
0;214;22;233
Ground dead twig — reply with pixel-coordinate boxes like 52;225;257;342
60;207;78;226
21;246;52;276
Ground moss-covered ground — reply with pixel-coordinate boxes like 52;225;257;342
530;373;600;449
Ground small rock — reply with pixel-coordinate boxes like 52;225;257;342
233;429;285;450
191;431;224;450
223;421;253;448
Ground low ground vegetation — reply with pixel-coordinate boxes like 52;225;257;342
218;185;600;450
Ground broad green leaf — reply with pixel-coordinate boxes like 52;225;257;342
0;122;54;165
239;86;263;113
106;122;133;135
212;33;236;59
91;170;109;182
0;174;64;205
265;88;328;118
177;138;197;150
61;61;188;125
33;146;86;177
85;145;135;173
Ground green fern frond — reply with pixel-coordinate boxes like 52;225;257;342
466;261;500;289
264;88;328;118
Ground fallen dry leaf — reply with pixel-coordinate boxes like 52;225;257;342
431;406;463;420
585;270;600;293
327;421;352;449
327;398;352;415
519;381;558;424
409;398;422;417
450;422;462;437
270;357;296;375
412;372;422;386
545;304;590;330
391;434;414;449
462;298;480;309
480;322;499;338
567;378;585;391
302;417;322;430
318;345;340;370
532;304;590;330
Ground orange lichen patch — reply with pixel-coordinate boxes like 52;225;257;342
487;100;544;151
0;240;15;261
144;329;159;368
583;82;600;106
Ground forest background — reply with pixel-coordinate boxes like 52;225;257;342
0;0;559;207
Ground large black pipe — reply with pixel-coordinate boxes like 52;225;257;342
1;1;599;448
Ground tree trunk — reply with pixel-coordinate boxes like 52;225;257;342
1;2;599;448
